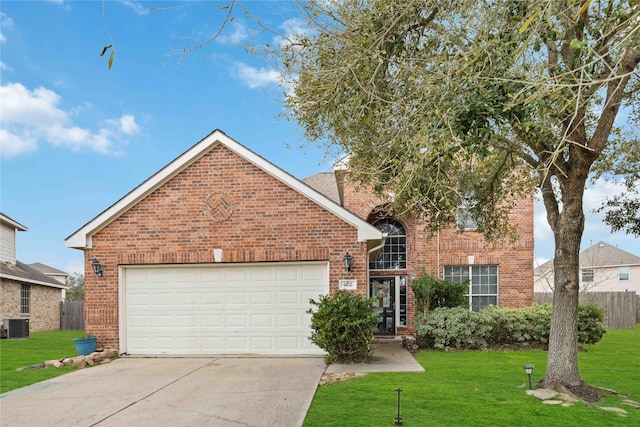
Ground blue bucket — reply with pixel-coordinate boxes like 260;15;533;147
73;337;97;356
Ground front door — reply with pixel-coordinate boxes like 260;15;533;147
370;277;396;335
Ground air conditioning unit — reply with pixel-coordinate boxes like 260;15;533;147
3;318;30;339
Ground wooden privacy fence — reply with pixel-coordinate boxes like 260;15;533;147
60;301;84;330
534;291;638;329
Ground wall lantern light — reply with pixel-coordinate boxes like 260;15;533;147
523;364;534;390
343;252;352;273
92;257;104;277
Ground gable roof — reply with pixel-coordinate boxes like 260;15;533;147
29;262;69;277
536;241;640;274
0;212;28;232
66;129;383;249
0;260;68;289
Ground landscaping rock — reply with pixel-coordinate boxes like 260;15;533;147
531;388;559;400
557;393;580;403
600;407;628;416
542;400;564;405
621;399;640;409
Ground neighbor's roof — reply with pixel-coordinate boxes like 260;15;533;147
536;241;640;274
0;261;68;289
0;212;28;232
66;129;383;249
29;262;69;276
302;172;341;204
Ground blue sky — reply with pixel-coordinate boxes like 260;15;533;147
1;1;637;276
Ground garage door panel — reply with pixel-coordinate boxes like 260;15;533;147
250;291;272;304
124;263;328;355
226;291;248;305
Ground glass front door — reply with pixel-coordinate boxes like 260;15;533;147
370;277;396;335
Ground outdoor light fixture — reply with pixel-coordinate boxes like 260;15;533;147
343;252;353;273
92;257;104;277
523;364;534;390
395;388;403;426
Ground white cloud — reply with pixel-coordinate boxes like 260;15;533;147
232;62;281;89
118;0;150;16
106;114;140;135
217;22;249;45
0;60;10;71
1;12;14;43
0;128;37;157
0;82;141;157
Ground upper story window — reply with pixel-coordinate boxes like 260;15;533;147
581;269;594;282
21;284;30;314
619;266;630;281
457;204;478;230
369;218;407;270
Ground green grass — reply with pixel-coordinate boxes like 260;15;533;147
0;330;84;394
304;327;640;426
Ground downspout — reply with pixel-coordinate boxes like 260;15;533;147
437;230;441;278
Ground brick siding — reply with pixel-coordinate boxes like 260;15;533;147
85;145;370;348
0;278;61;332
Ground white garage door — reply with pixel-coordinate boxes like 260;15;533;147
121;262;328;355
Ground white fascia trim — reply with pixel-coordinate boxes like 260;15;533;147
0;273;68;289
67;130;382;249
0;214;28;231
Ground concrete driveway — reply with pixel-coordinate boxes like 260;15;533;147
0;356;326;427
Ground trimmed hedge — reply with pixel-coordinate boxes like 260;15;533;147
307;290;378;363
415;304;606;350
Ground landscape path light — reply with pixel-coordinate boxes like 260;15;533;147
523;364;534;390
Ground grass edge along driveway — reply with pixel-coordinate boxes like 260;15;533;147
304;327;639;427
0;330;83;394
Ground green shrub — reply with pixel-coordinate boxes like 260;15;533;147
578;305;607;344
411;273;468;314
415;304;606;350
307;291;378;363
415;307;492;350
481;304;552;346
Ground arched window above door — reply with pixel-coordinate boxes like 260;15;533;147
369;218;407;270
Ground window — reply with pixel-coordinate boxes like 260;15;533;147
444;265;498;311
619;266;630;281
457;206;478;230
581;269;594;282
21;284;30;314
369;218;407;270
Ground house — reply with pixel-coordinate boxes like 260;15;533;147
66;130;534;355
535;241;640;293
1;213;68;334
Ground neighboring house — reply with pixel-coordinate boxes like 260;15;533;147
1;213;68;333
66;130;533;356
29;262;69;285
535;241;640;293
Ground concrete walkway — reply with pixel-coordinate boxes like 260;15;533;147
325;338;425;374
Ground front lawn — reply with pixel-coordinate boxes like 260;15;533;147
0;330;84;394
304;327;640;426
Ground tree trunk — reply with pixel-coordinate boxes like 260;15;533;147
540;176;586;390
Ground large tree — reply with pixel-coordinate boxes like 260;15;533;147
275;0;639;396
